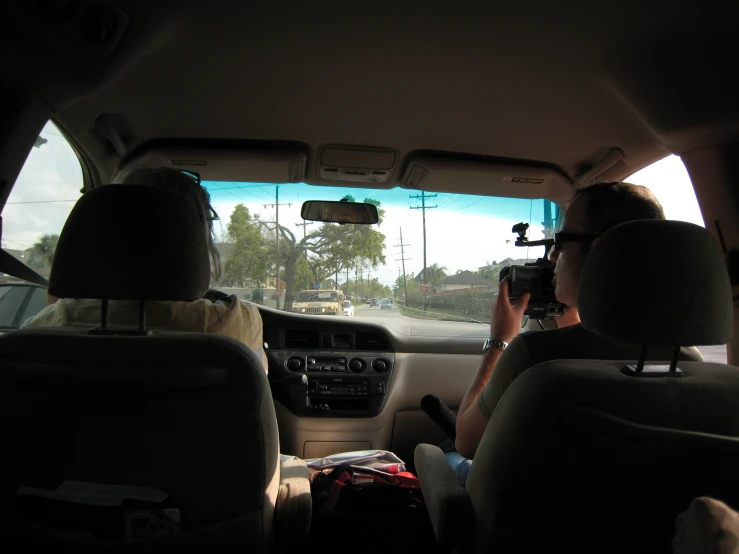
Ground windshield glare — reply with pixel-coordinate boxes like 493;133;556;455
205;181;557;324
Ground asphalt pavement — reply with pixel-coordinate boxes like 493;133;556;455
353;303;405;319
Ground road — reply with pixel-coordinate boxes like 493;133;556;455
352;303;406;319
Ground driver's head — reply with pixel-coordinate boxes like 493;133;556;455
550;181;665;307
112;167;222;281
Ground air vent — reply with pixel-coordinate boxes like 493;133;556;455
284;330;320;349
355;332;389;351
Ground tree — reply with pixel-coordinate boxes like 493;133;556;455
263;198;388;310
222;205;272;287
394;272;419;297
29;234;59;268
424;263;448;289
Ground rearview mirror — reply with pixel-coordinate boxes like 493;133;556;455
301;200;379;225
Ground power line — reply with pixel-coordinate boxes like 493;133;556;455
436;193;460;209
5;199;78;204
410;191;437;311
206;183;274;202
458;196;485;210
207;183;279;192
295;220;315;239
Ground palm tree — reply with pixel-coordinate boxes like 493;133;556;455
29;234;59;267
425;263;448;288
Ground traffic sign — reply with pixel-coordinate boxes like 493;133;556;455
420;284;429;293
313;283;321;289
274;290;283;297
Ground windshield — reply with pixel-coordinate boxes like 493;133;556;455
205;181;557;324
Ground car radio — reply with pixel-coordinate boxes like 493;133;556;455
306;356;347;373
308;378;369;397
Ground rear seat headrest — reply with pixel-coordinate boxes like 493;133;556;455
578;219;732;346
49;184;211;302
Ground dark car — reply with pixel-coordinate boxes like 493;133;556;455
370;298;379;307
0;282;47;331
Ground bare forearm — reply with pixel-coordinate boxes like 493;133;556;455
458;349;503;417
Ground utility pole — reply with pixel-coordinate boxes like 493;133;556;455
263;185;291;310
394;227;411;307
410;191;437;310
294;220;315;239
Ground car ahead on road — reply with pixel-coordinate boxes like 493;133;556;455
369;298;379;307
342;300;354;317
380;299;391;310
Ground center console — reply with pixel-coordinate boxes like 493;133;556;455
268;350;394;417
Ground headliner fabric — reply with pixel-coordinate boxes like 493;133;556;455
578;220;732;346
48;185;210;302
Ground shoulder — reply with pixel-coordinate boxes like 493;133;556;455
22;298;94;328
518;323;588;346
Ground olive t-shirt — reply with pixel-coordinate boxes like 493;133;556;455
476;323;703;419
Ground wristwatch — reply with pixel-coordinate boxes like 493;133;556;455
482;337;508;354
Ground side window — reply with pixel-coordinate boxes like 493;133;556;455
1;121;82;274
627;155;704;226
627;155;725;362
0;121;83;329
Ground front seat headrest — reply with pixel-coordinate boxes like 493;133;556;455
578;219;732;346
49;184;211;302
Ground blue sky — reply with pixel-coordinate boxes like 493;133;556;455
204;183;552;285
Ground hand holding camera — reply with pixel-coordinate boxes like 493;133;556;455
490;277;531;344
499;222;566;319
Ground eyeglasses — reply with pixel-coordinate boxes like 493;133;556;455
548;232;599;260
180;170;219;221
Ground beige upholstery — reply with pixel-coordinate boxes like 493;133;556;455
414;444;473;548
416;360;739;553
416;219;739;552
0;328;310;545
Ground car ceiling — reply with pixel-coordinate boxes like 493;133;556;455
3;1;739;191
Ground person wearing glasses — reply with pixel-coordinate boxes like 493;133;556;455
22;167;269;373
453;181;702;465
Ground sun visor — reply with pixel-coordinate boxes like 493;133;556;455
400;156;572;203
121;147;307;183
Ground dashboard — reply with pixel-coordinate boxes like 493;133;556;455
259;304;489;459
261;305;489;418
265;322;395;418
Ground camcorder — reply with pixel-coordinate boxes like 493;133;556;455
498;222;566;319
